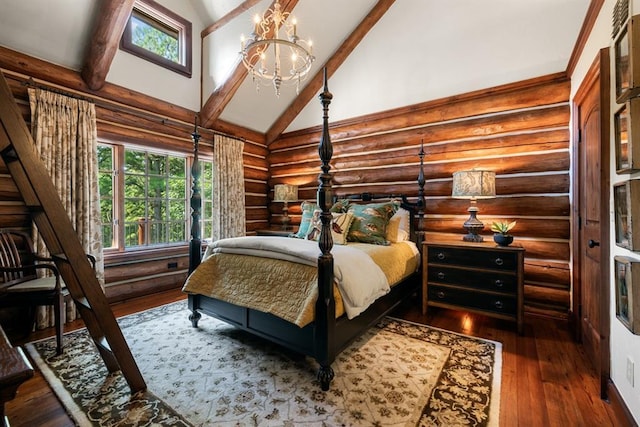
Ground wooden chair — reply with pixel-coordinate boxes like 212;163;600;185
0;230;67;354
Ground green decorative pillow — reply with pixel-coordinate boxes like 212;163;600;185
305;211;354;245
330;199;351;213
294;201;317;238
347;202;398;245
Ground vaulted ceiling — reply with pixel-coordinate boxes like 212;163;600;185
0;0;591;142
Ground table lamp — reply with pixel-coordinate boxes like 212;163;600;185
273;184;298;230
451;170;495;242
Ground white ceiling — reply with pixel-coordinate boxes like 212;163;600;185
0;0;591;135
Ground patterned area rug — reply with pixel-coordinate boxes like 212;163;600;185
26;301;502;426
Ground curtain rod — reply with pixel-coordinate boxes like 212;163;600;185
11;72;243;142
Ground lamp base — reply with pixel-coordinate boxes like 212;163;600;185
281;202;291;231
462;232;484;242
461;206;484;242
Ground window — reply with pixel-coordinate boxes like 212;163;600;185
98;143;212;252
98;145;115;249
120;0;192;77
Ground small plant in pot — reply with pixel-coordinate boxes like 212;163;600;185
491;220;517;246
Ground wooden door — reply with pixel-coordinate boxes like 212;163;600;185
572;48;610;398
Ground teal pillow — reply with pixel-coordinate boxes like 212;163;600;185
294;202;317;238
347;202;398;245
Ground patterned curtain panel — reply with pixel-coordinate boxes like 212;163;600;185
212;134;246;240
28;88;105;328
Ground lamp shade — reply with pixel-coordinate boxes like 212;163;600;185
273;184;298;202
452;170;496;199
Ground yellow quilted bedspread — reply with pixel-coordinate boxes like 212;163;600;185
182;241;419;327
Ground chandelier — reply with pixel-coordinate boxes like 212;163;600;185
240;0;315;96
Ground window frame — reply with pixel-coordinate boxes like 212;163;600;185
120;0;192;78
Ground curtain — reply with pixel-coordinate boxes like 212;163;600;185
28;88;104;328
212;134;246;240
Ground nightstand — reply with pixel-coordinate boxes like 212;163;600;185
256;229;293;237
422;241;525;334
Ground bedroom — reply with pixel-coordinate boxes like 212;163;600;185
0;0;638;425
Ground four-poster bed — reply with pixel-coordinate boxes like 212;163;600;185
183;73;425;390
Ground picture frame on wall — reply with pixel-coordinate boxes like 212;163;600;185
615;16;640;103
614;256;640;334
614;100;640;173
614;180;640;250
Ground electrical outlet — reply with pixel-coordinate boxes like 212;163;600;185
627;357;635;387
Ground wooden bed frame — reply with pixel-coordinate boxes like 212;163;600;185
186;72;425;390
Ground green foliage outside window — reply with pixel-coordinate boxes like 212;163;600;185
199;161;214;239
124;149;186;247
131;13;179;63
97;145;114;249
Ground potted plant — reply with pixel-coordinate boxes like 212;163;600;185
491;220;517;246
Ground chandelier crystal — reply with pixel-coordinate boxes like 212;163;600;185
240;0;315;96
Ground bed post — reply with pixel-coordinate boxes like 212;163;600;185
188;116;202;327
401;140;426;244
189;116;202;274
315;68;336;390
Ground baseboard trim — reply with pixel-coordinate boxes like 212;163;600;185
607;379;638;427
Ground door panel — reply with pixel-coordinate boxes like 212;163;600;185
573;48;610;398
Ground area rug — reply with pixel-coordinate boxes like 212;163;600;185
26;301;502;426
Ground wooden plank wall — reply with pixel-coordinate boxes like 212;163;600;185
269;73;571;319
0;47;269;302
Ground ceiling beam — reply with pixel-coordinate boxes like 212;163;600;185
265;0;396;144
201;0;263;38
81;0;135;90
200;0;300;129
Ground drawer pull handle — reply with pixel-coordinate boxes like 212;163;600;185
495;258;504;266
437;291;446;299
437;252;445;260
495;279;504;288
494;300;504;309
437;272;445;280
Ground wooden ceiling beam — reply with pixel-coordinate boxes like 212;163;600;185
201;0;263;38
81;0;135;90
200;0;300;129
265;0;396;145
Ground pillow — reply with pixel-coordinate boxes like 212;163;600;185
386;207;411;242
294;201;317;238
347;202;397;245
305;211;354;245
293;200;351;238
330;199;351;213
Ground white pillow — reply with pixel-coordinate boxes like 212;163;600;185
386;207;410;242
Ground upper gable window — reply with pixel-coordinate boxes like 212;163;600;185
120;0;192;77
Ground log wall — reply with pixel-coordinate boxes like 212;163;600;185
0;47;269;302
269;73;572;319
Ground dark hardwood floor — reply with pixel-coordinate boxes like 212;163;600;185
4;288;629;426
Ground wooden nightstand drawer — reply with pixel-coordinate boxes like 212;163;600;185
428;285;518;316
427;266;518;293
427;246;517;271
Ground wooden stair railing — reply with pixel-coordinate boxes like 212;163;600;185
0;73;145;393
